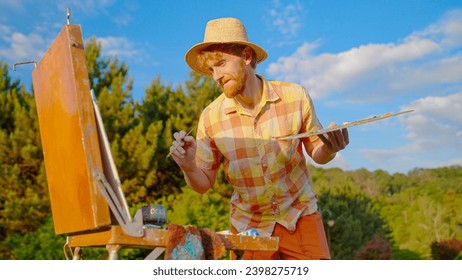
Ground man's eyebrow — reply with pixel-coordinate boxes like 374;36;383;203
209;59;225;67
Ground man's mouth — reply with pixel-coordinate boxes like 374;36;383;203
220;79;230;88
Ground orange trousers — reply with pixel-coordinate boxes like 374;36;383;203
231;212;331;260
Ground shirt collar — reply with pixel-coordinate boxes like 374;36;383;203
223;75;281;115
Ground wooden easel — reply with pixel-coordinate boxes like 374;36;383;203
31;23;278;259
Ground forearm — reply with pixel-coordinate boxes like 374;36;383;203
180;164;215;194
311;142;336;164
305;125;348;164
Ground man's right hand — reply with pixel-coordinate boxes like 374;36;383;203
169;130;217;194
170;130;197;169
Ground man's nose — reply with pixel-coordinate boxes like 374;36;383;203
212;68;223;82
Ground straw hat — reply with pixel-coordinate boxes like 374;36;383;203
185;17;267;76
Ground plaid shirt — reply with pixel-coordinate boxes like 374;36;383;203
195;76;323;236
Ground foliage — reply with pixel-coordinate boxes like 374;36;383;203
0;61;50;259
2;215;66;260
430;239;462;260
355;235;392;260
313;168;389;259
379;184;462;258
155;170;232;231
391;248;424;260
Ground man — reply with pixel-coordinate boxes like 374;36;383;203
169;17;349;260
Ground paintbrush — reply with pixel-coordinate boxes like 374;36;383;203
166;129;193;158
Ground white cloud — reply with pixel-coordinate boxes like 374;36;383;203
0;28;47;62
315;152;351;170
113;12;133;27
401;93;462;149
412;9;462;48
0;0;25;11
97;36;139;58
390;55;462;91
0;24;11;34
268;0;303;38
305;149;351;171
359;93;462;171
266;9;462;102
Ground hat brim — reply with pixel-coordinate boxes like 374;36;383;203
185;41;267;76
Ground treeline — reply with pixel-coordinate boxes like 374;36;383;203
0;38;461;260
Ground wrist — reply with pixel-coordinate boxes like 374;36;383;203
316;145;336;164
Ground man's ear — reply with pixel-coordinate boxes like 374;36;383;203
242;47;253;65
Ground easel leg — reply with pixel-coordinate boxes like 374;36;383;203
72;247;81;260
145;247;165;260
106;244;121;260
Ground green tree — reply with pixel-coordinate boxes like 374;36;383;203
312;167;388;259
347;168;394;198
319;188;387;259
84;38;155;208
133;71;222;201
184;71;222;119
85;37;136;150
0;61;49;259
391;248;424;260
156;178;231;232
381;186;462;258
379;166;462;259
134;76;191;200
3;215;66;260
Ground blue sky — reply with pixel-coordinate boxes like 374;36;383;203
1;0;461;174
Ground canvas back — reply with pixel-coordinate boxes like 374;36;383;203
32;24;112;234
